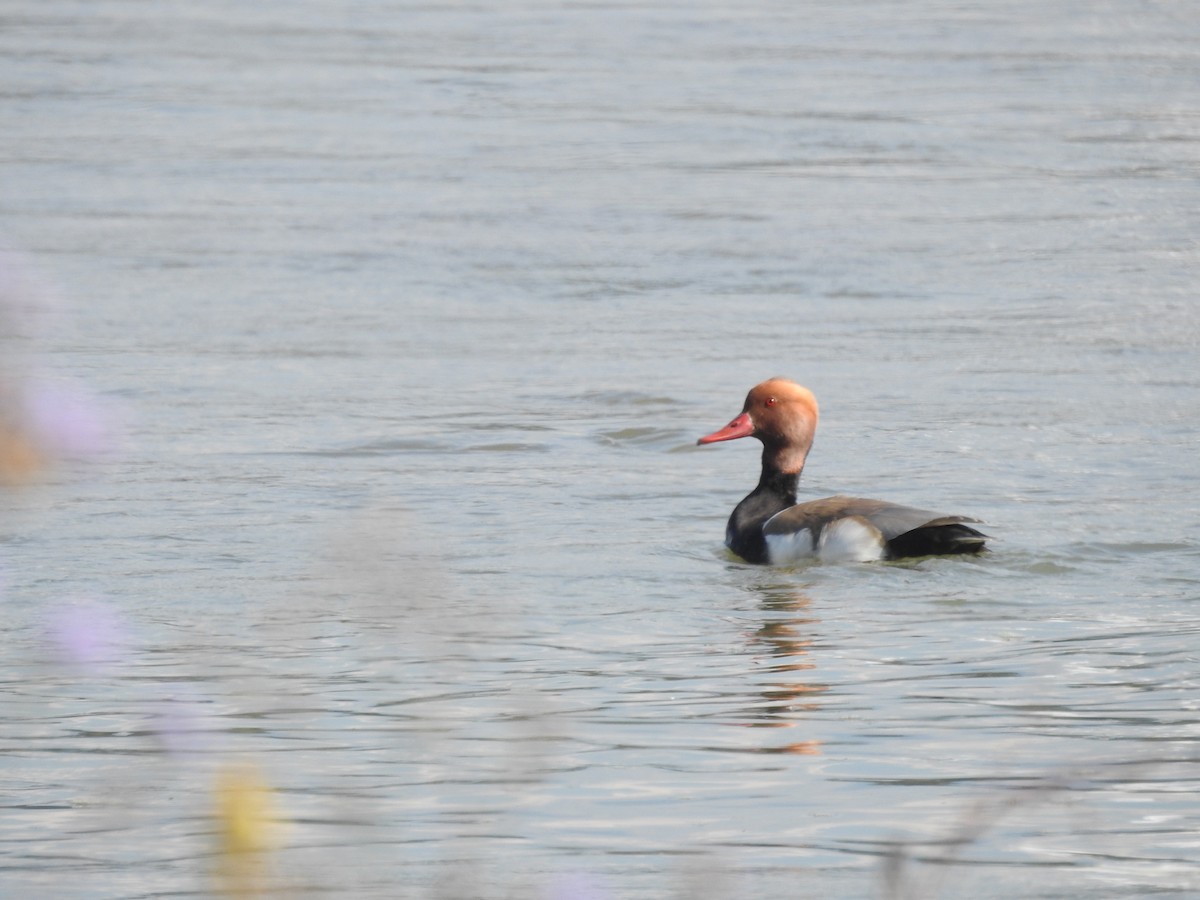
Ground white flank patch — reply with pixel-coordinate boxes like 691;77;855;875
817;517;886;562
765;528;815;565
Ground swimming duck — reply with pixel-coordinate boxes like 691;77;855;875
698;379;987;564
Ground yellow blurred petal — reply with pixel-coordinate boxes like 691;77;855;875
214;763;278;857
0;427;46;484
212;763;284;899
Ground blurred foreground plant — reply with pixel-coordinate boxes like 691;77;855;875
1;245;116;484
214;762;283;899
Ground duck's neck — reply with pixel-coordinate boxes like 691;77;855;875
725;465;801;564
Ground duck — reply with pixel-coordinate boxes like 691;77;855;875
697;378;987;564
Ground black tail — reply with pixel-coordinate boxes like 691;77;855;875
886;523;988;559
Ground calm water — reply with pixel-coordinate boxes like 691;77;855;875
3;1;1200;898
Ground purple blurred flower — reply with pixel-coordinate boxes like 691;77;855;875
153;692;215;758
545;872;612;900
21;378;118;460
44;597;127;670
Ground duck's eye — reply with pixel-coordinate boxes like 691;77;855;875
765;397;777;407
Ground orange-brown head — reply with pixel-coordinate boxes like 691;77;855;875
697;378;819;476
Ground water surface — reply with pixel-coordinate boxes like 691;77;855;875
2;2;1200;898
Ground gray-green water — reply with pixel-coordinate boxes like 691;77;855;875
3;2;1199;897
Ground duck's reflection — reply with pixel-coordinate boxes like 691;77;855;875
739;582;826;754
